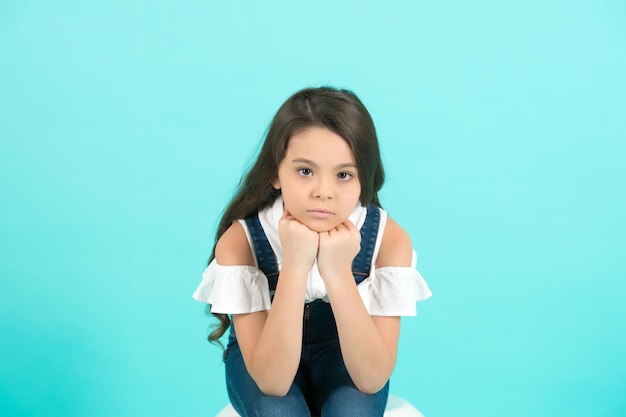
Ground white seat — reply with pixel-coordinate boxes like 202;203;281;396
215;394;425;417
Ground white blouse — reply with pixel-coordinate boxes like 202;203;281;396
193;196;432;316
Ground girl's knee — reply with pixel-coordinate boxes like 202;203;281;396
234;394;310;417
322;384;388;417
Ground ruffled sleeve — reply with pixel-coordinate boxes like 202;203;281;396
358;262;432;316
192;260;272;314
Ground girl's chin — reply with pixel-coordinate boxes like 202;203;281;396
297;218;345;233
307;225;335;233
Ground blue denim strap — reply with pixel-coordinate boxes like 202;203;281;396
351;204;380;284
243;212;279;292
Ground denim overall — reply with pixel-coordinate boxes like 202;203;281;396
224;205;390;417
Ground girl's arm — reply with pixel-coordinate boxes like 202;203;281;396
215;217;317;397
319;216;412;394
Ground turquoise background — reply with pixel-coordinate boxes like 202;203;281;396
1;1;625;416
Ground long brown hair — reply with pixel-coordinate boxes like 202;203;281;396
207;86;385;346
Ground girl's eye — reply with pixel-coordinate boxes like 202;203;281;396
297;168;313;176
337;172;353;181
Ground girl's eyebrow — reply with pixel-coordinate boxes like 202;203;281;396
290;158;357;170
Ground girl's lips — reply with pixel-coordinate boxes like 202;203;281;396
307;209;334;218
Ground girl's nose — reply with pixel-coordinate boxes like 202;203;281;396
313;177;333;200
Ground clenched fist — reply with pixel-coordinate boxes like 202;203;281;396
278;210;319;274
317;220;361;282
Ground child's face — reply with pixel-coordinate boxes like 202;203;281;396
273;126;361;232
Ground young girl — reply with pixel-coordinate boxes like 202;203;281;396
193;87;431;417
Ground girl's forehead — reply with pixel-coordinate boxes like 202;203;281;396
285;127;356;164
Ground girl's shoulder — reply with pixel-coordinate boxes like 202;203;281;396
215;221;255;267
375;214;413;268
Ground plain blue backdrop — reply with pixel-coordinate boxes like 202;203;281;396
1;1;625;416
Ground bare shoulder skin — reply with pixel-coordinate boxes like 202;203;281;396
215;221;255;267
376;215;413;268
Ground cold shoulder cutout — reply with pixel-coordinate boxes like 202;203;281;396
375;216;413;268
215;221;255;267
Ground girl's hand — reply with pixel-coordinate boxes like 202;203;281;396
317;220;361;281
278;210;319;273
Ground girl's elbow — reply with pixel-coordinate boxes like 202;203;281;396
354;377;390;395
248;357;299;397
252;372;292;397
257;382;290;397
353;366;394;394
